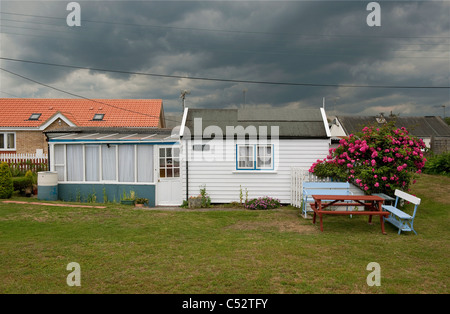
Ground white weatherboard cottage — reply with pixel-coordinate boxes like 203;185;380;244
178;107;331;204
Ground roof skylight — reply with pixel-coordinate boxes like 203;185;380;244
93;113;105;121
28;113;42;120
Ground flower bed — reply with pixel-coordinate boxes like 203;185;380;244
245;196;281;210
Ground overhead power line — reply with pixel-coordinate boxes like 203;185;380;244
1;57;449;89
1;29;448;59
0;67;182;125
2;15;450;49
1;11;449;40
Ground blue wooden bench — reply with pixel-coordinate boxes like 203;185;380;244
382;189;421;235
302;182;352;218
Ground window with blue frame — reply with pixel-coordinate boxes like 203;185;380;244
236;144;273;170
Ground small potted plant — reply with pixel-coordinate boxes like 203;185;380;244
135;197;149;208
120;190;136;205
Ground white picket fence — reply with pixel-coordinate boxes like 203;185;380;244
0;153;48;173
290;167;332;208
290;167;364;213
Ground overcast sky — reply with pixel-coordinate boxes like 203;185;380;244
0;0;449;117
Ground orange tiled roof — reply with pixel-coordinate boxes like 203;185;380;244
0;98;163;128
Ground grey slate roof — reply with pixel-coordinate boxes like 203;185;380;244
184;108;328;139
164;113;183;129
337;116;450;138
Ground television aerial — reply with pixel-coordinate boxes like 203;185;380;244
180;90;190;111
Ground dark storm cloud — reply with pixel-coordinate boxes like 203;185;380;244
1;1;448;115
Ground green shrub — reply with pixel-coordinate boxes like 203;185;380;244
0;162;14;199
187;186;212;208
25;170;36;183
423;152;450;176
12;176;33;193
199;186;211;208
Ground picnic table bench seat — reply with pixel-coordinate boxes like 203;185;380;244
382;189;421;235
302;182;352;218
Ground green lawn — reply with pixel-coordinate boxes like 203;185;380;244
0;174;448;294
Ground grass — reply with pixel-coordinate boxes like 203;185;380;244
0;174;448;294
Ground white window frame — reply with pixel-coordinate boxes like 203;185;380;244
158;146;181;178
236;144;274;171
256;145;273;170
237;145;254;170
53;144;66;181
0;132;16;150
53;143;156;184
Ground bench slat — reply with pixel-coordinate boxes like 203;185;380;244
385;216;413;232
303;182;350;189
382;205;412;220
303;189;351;196
395;189;421;205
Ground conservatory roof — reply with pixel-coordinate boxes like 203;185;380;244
45;127;177;143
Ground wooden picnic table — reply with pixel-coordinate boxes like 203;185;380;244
311;194;390;234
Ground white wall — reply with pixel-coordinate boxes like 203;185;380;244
181;139;330;204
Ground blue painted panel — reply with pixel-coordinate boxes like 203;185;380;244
37;185;58;201
58;183;156;207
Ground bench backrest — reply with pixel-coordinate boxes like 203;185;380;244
303;182;350;190
394;189;421;219
394;189;421;206
304;189;351;197
302;182;352;200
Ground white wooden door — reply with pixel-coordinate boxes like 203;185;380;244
157;146;182;206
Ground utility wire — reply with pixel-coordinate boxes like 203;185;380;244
0;67;183;125
1;11;449;40
1;57;449;89
2;21;449;56
0;90;19;97
2;15;449;48
1;29;448;59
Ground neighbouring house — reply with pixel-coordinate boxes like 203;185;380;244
179;107;331;204
0;98;165;156
44;127;179;207
329;114;450;154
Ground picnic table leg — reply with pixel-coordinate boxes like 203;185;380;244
368;215;373;225
380;215;387;235
376;201;387;235
320;214;324;232
312;202;317;224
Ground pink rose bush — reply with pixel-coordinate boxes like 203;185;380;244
309;122;427;196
